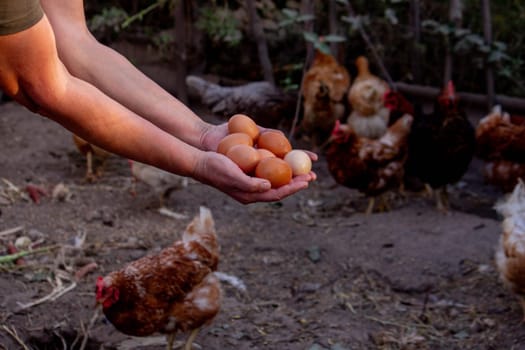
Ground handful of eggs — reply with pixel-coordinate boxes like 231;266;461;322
218;114;312;188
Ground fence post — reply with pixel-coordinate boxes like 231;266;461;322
444;0;463;86
246;0;275;84
173;0;188;104
481;0;495;110
410;0;422;85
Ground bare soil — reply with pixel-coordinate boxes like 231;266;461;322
1;99;524;350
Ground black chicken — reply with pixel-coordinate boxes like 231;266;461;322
405;81;476;212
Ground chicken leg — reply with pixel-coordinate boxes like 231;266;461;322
365;194;391;215
165;328;200;350
184;328;200;350
365;197;376;215
85;151;96;182
167;333;176;350
435;186;450;213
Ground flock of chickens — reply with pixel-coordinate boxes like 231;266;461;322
63;52;525;348
298;51;524;214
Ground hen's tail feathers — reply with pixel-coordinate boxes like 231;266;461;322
214;271;247;293
183;206;217;253
185;206;215;236
495;179;525;231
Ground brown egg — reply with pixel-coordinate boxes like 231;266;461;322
226;144;261;174
256;148;275;160
217;133;253;155
228;114;259;141
255;157;292;188
257;131;292;158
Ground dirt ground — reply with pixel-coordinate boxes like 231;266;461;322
1;98;525;350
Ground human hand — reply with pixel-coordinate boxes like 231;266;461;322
192;151;317;204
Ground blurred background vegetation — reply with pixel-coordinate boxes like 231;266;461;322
83;0;524;99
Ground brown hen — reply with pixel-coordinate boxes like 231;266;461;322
326;114;413;214
476;105;525;192
96;206;221;350
300;49;351;149
476;105;525;163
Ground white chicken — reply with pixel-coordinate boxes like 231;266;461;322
495;178;525;319
129;160;189;211
346;56;390;139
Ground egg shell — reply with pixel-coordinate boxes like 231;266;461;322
228;114;259;141
255;157;292;188
256;148;275;160
257;131;292;158
284;150;312;176
217;133;253;155
226;144;261;174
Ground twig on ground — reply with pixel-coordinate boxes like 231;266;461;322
158;207;188;220
78;308;100;350
1;179;21;194
365;315;439;332
16;272;77;311
0;178;30;203
0;226;24;238
52;330;67;350
1;325;30;350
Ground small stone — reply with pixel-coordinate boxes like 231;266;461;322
307;246;321;263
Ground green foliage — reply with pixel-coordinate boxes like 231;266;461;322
341;15;371;32
303;32;346;55
121;0;168;29
88;6;128;40
83;0;524;97
278;8;315;27
278;62;303;92
196;7;242;47
422;19;510;65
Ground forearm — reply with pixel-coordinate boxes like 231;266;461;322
39;0;210;150
68;42;209;146
46;75;202;177
0;13;202;177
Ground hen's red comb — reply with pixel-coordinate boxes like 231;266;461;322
95;276;104;298
446;80;455;98
332;119;341;135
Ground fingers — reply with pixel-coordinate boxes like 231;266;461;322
228;171;317;204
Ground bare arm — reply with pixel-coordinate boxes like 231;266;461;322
39;0;211;150
0;15;202;178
